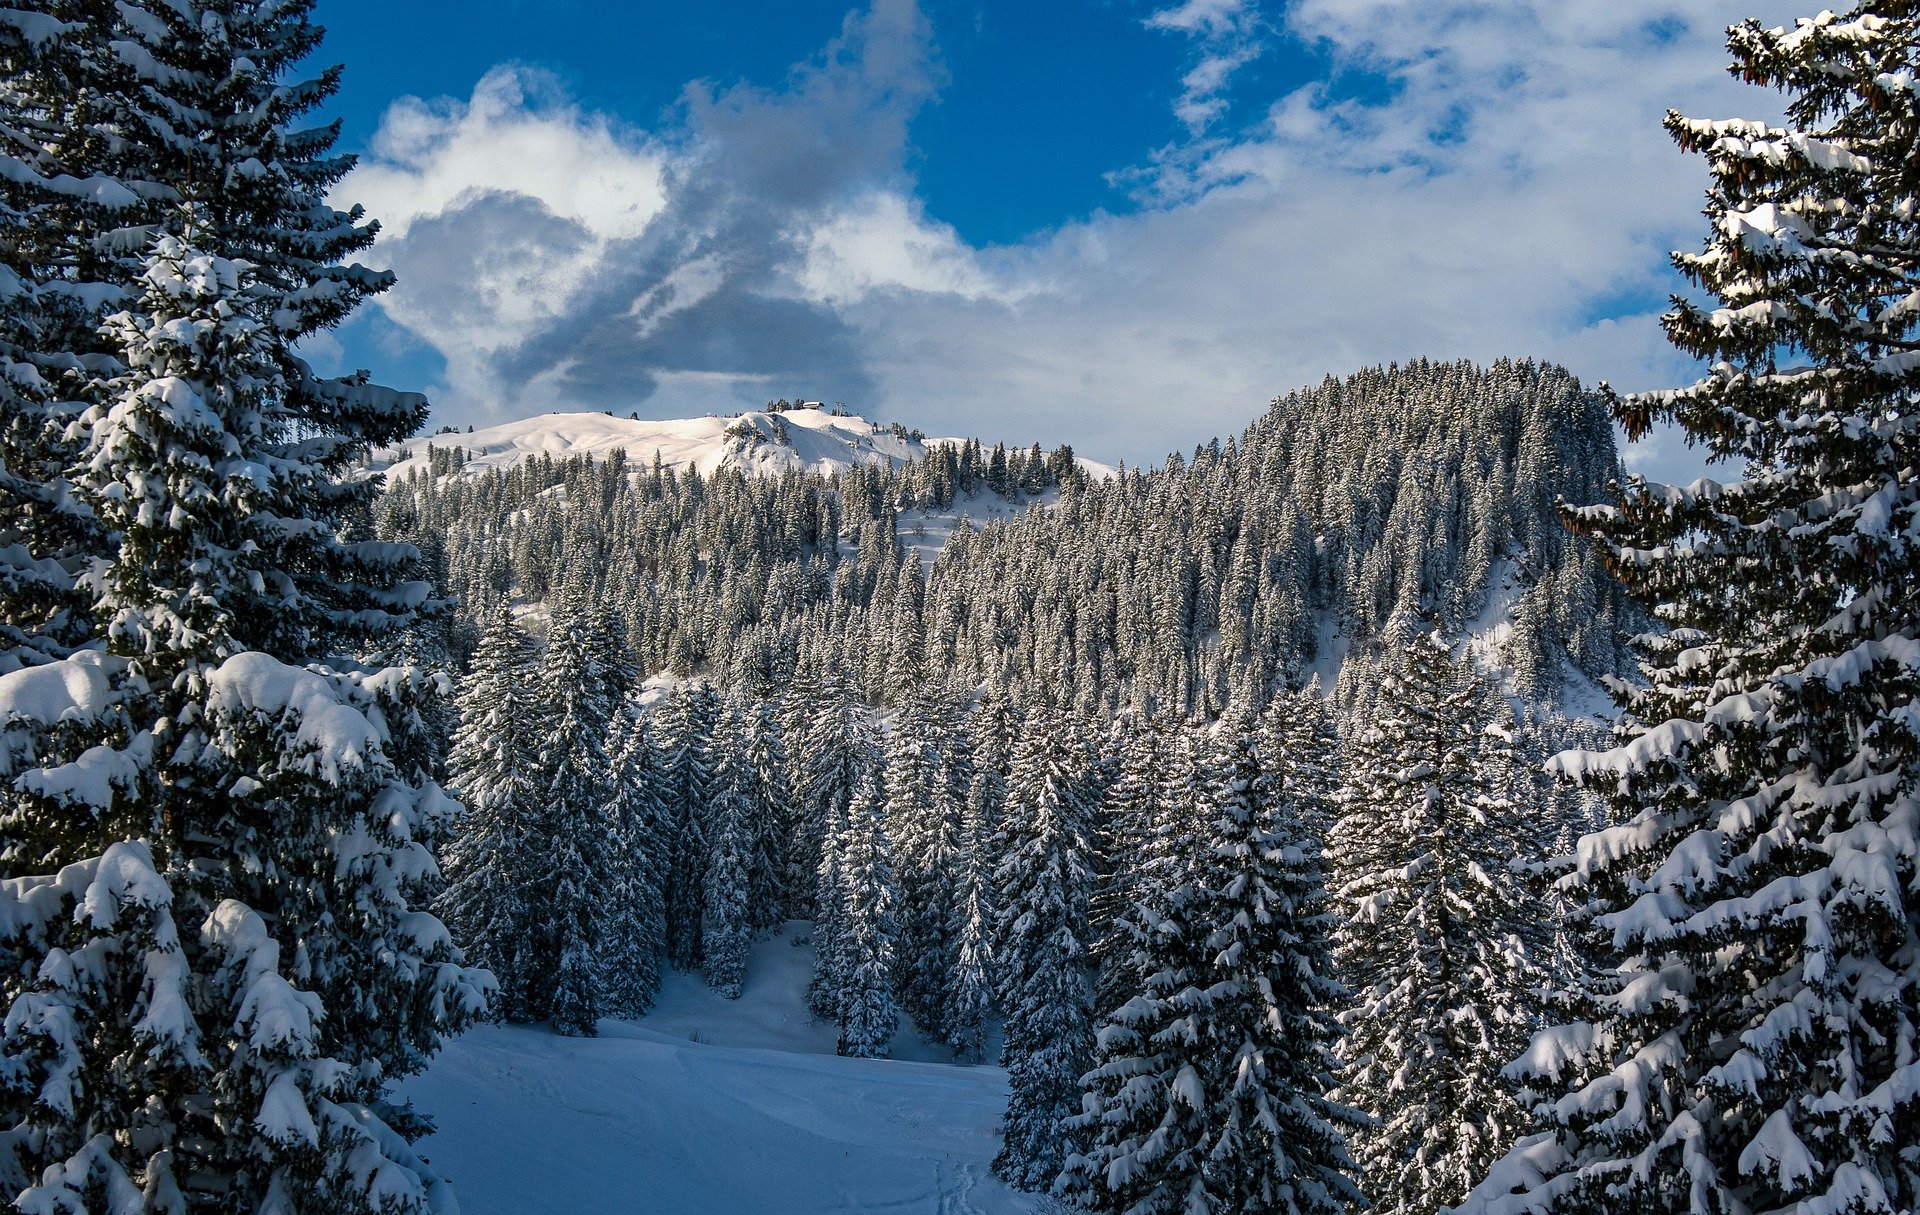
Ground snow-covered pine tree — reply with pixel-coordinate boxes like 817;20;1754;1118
885;684;961;1041
1089;713;1178;1016
1260;680;1342;841
1328;630;1543;1215
945;770;998;1064
0;236;487;1211
702;700;754;999
835;769;902;1058
807;782;854;1020
661;679;719;970
602;693;668;1018
0;5;151;673
992;704;1098;1190
807;710;878;1020
1465;11;1920;1214
744;698;794;932
799;675;865;915
776;666;822;915
1063;723;1363;1215
439;607;544;1021
536;603;615;1036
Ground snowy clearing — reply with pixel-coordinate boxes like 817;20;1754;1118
403;924;1042;1215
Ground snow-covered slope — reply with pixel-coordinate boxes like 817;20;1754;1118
402;924;1040;1215
372;407;936;481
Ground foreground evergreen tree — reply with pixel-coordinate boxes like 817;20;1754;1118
702;702;755;998
1329;631;1543;1215
1064;726;1363;1215
661;680;719;970
744;699;794;931
807;714;877;1020
440;608;545;1020
885;687;961;1040
0;238;487;1210
835;771;901;1058
992;705;1098;1190
944;779;997;1064
537;605;616;1036
602;695;668;1018
1465;10;1920;1215
799;676;865;914
0;5;145;672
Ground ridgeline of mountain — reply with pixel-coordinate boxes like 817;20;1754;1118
371;403;952;482
373;358;1630;713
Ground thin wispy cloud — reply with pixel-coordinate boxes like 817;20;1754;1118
1145;0;1271;133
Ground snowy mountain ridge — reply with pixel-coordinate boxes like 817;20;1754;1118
373;405;966;482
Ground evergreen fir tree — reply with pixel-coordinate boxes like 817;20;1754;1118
602;695;667;1018
992;705;1098;1190
944;772;997;1064
702;702;754;999
1328;631;1543;1215
1466;10;1920;1214
537;605;615;1037
661;680;719;970
0;236;484;1210
885;685;961;1040
744;699;794;932
835;770;901;1058
799;677;864;915
439;608;544;1021
1063;725;1363;1215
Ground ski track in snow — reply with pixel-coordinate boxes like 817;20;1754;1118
402;926;1043;1215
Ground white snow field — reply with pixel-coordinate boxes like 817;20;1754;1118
370;404;1116;488
402;924;1044;1215
372;406;936;482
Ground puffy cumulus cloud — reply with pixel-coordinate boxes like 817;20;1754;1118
350;67;666;244
343;0;1804;481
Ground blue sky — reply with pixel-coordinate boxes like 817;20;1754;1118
309;0;1803;480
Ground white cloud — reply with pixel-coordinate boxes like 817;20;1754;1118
1145;0;1269;132
338;0;1809;480
350;66;666;244
798;192;1029;305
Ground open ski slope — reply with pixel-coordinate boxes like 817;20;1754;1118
402;924;1043;1215
370;405;1116;488
372;407;937;482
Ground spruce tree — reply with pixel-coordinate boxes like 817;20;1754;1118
0;4;147;672
992;705;1098;1190
661;680;718;970
835;770;902;1058
602;695;667;1018
1465;9;1920;1214
1063;725;1363;1215
0;237;484;1210
885;686;960;1040
537;606;615;1037
799;677;864;915
1329;631;1543;1215
702;701;754;999
944;772;997;1064
439;608;544;1021
744;699;794;932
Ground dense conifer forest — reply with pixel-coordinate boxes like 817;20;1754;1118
0;1;1915;1213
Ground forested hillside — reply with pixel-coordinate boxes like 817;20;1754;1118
374;357;1632;714
6;2;1912;1214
